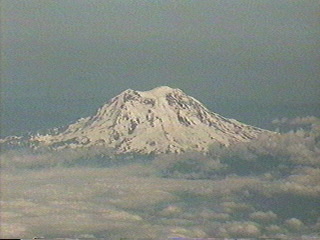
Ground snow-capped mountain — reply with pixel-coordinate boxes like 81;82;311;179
1;86;268;154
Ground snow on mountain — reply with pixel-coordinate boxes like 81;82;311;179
1;86;269;154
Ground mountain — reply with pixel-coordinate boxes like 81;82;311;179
1;86;269;154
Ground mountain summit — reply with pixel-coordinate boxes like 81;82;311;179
2;86;267;154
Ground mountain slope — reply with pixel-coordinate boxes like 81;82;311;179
2;86;268;154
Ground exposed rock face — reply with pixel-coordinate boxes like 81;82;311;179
1;86;268;154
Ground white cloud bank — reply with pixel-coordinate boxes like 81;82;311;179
1;117;320;239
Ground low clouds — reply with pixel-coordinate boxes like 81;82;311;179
272;116;320;126
1;117;320;239
249;211;278;223
219;221;261;238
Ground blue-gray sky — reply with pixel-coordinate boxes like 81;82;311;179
1;0;320;135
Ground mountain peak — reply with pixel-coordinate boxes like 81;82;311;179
137;86;182;96
118;86;184;100
1;86;269;154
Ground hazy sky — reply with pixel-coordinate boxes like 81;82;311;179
1;0;319;136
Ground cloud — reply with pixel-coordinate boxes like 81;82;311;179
272;116;320;126
0;164;262;238
221;201;253;214
1;116;320;238
0;223;27;238
208;117;320;177
168;227;207;238
249;211;278;223
1;160;319;238
265;224;284;235
219;222;261;238
284;218;304;231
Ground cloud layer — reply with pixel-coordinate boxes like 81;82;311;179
1;117;319;239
